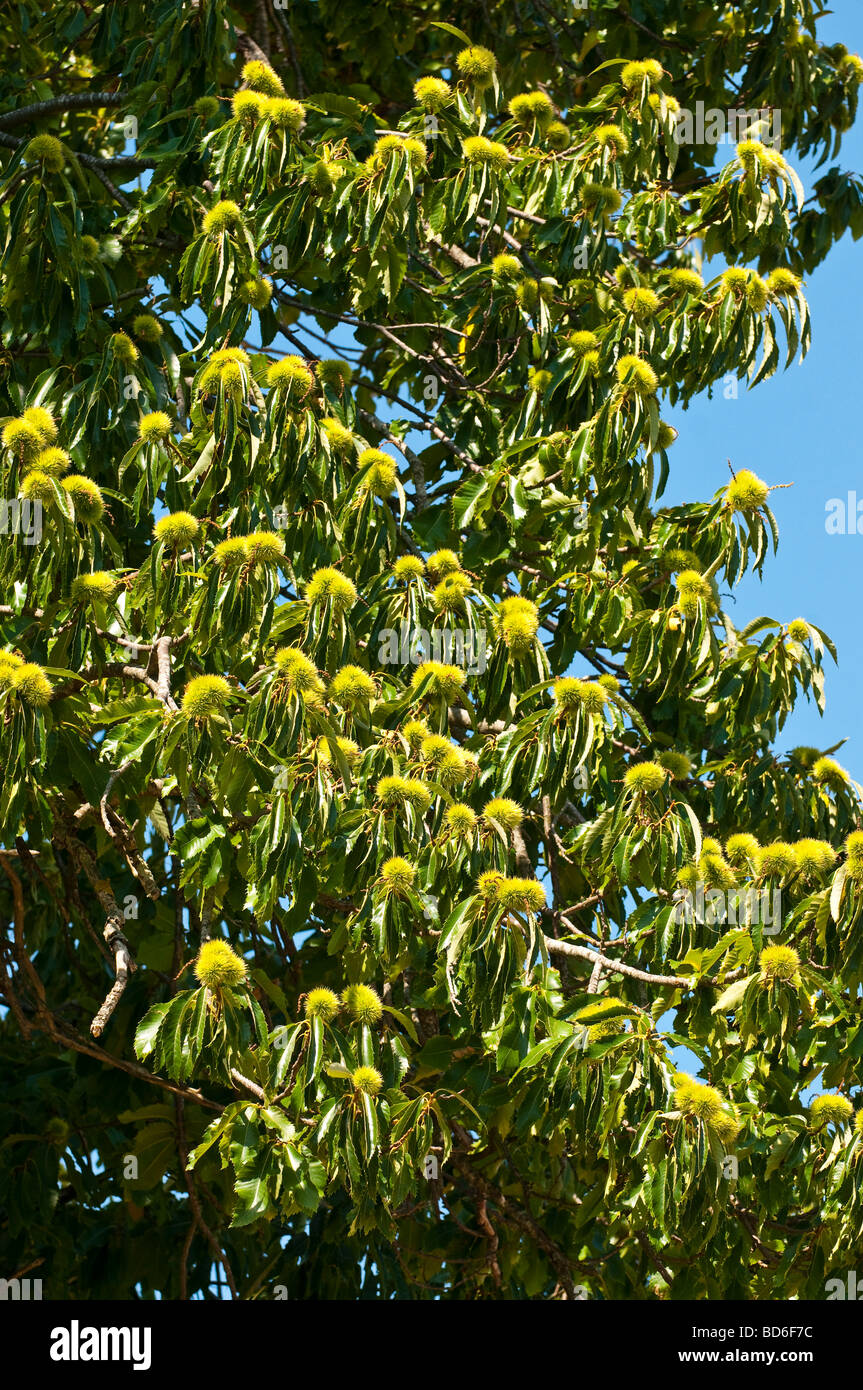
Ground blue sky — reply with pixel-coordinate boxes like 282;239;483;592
661;0;863;777
657;0;863;1086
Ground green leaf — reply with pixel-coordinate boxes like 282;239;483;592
134;1001;172;1061
429;21;475;45
711;976;754;1014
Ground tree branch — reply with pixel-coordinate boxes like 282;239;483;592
543;935;691;988
54;827;137;1037
0;92;126;130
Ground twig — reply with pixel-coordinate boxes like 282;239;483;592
90;923;134;1038
355;380;482;474
510;825;532;876
267;0;306;95
613;5;693;52
175;1096;238;1297
99;763;160;901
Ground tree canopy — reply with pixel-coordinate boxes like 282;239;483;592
2;0;863;1301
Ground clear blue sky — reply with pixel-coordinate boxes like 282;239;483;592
662;0;863;778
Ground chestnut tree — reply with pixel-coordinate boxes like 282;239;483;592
2;0;863;1300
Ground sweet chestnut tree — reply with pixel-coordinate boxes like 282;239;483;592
2;0;863;1300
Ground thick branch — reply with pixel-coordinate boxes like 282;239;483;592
230;1067;266;1100
543;936;691;988
0;92;126;130
0;128;155;171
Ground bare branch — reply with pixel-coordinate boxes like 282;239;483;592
424;227;479;271
543;935;691;988
230;1067;266;1100
90;925;134;1038
0;93;126;130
